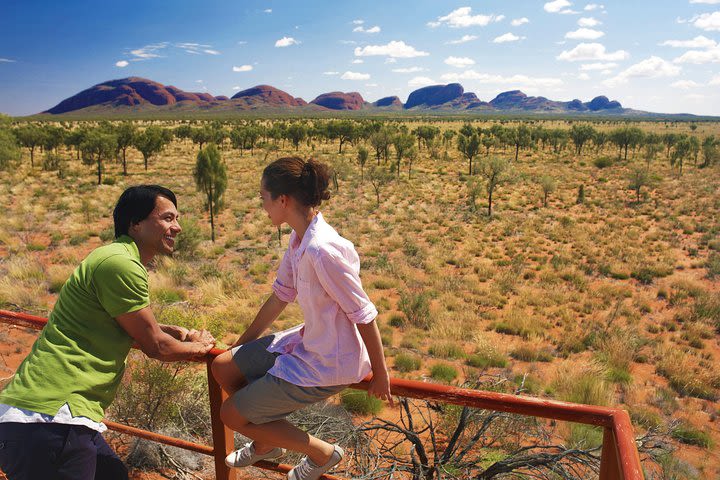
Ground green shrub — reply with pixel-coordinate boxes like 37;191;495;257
430;363;458;383
672;422;713;448
707;252;720;279
340;389;383;415
593;156;613;169
510;345;553;362
394;353;421;372
399;290;432;330
428;342;465;360
554;363;613;406
388;314;405;328
466;351;507;369
175;217;204;258
567;424;603;449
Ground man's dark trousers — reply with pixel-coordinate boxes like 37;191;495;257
0;422;127;480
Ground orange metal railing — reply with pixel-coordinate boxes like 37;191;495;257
0;309;644;480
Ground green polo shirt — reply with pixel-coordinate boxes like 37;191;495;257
0;235;149;422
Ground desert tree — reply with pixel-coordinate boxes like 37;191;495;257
392;133;416;178
0;114;21;170
114;122;136;175
80;128;117;185
368;165;393;207
286;123;308;151
628;166;652;203
413;125;440;151
569;124;596;157
610;126;644;161
133;126;169;170
689;135;701;165
507;123;533;161
476;156;511;217
442;129;456;149
369;128;392;165
326;119;357;154
40;125;66;155
662;132;679;159
593;130;608;153
670;135;693;175
194;144;227;242
357;145;369;182
539;175;556;207
642;133;663;167
457;132;481;175
13;124;43;167
700;135;718;168
64;126;89;161
190;124;224;151
480;133;497;156
546;129;569;155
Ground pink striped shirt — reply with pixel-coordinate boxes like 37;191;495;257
267;213;377;387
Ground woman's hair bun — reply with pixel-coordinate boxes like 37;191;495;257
263;157;331;207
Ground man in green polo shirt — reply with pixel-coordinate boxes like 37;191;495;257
0;185;215;480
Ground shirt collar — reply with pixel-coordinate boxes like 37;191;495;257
293;212;324;259
115;235;142;262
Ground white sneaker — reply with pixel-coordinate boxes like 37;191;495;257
288;445;344;480
225;442;285;468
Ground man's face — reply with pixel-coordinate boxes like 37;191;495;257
131;195;182;258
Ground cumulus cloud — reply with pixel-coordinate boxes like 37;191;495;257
557;42;629;61
353;19;364;25
493;32;525;43
428;7;502;28
580;62;618;70
341;71;370;80
447;34;478;44
565;28;604;39
444;56;475;68
693;12;720;31
352;59;364;64
584;3;604;10
353;25;381;33
275;36;300;47
661;35;717;48
673;47;720;63
578;17;601;27
440;70;563;87
115;60;129;67
544;0;572;13
671;80;701;89
392;66;426;73
603;56;680;87
232;65;253;72
690;0;720;4
511;17;529;26
408;76;436;87
354;41;429;58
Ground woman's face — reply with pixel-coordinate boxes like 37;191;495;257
260;181;286;227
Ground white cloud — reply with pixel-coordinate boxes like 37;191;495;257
559;9;580;14
352;59;364;64
544;0;571;13
603;56;681;87
440;70;563;87
671;80;701;89
428;7;502;28
130;42;168;59
444;56;475;68
565;28;605;39
204;49;220;55
354;40;429;58
232;86;241;90
557;42;629;61
275;36;300;47
690;0;720;4
578;17;601;27
493;32;525;43
693;12;720;31
384;58;397;64
353;25;381;33
115;60;129;67
392;66;426;73
580;62;618;70
323;71;339;75
232;65;253;72
584;3;604;10
264;8;272;13
447;34;479;44
408;76;436;87
0;58;16;62
673;47;720;63
341;71;370;80
661;35;717;48
353;19;364;25
578;73;590;80
339;40;357;45
237;41;248;45
709;74;720;85
511;17;529;26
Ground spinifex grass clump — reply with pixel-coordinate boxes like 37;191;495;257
394;352;422;373
340;389;383;416
430;363;458;383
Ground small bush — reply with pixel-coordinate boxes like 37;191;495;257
174;217;204;258
428;342;465;360
567;424;603;449
466;351;507;369
707;252;720;279
510;344;553;362
593;156;613;169
388;314;405;328
553;362;613;406
340;389;383;415
430;363;458;383
399;290;432;330
672;422;713;448
394;353;421;372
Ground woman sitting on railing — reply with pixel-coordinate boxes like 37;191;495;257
211;157;392;480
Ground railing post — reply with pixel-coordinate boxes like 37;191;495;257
206;359;236;480
599;426;621;480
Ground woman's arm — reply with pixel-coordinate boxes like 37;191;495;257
357;319;394;406
232;292;288;347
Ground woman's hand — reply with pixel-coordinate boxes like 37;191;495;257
367;369;394;406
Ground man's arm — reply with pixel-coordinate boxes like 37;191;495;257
357;319;394;406
116;307;215;362
232;292;288;347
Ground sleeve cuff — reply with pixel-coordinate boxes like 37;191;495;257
346;302;377;325
272;279;297;303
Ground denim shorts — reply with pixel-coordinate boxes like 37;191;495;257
230;335;346;424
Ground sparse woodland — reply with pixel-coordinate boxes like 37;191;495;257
1;115;719;479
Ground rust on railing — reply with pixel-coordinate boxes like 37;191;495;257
0;309;644;480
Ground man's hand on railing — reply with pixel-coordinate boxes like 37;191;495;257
188;330;216;359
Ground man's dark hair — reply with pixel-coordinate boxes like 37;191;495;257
113;185;177;238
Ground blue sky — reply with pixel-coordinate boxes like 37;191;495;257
1;0;719;116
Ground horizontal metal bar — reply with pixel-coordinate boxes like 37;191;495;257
104;420;214;456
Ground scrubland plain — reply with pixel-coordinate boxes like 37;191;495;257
1;118;718;479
